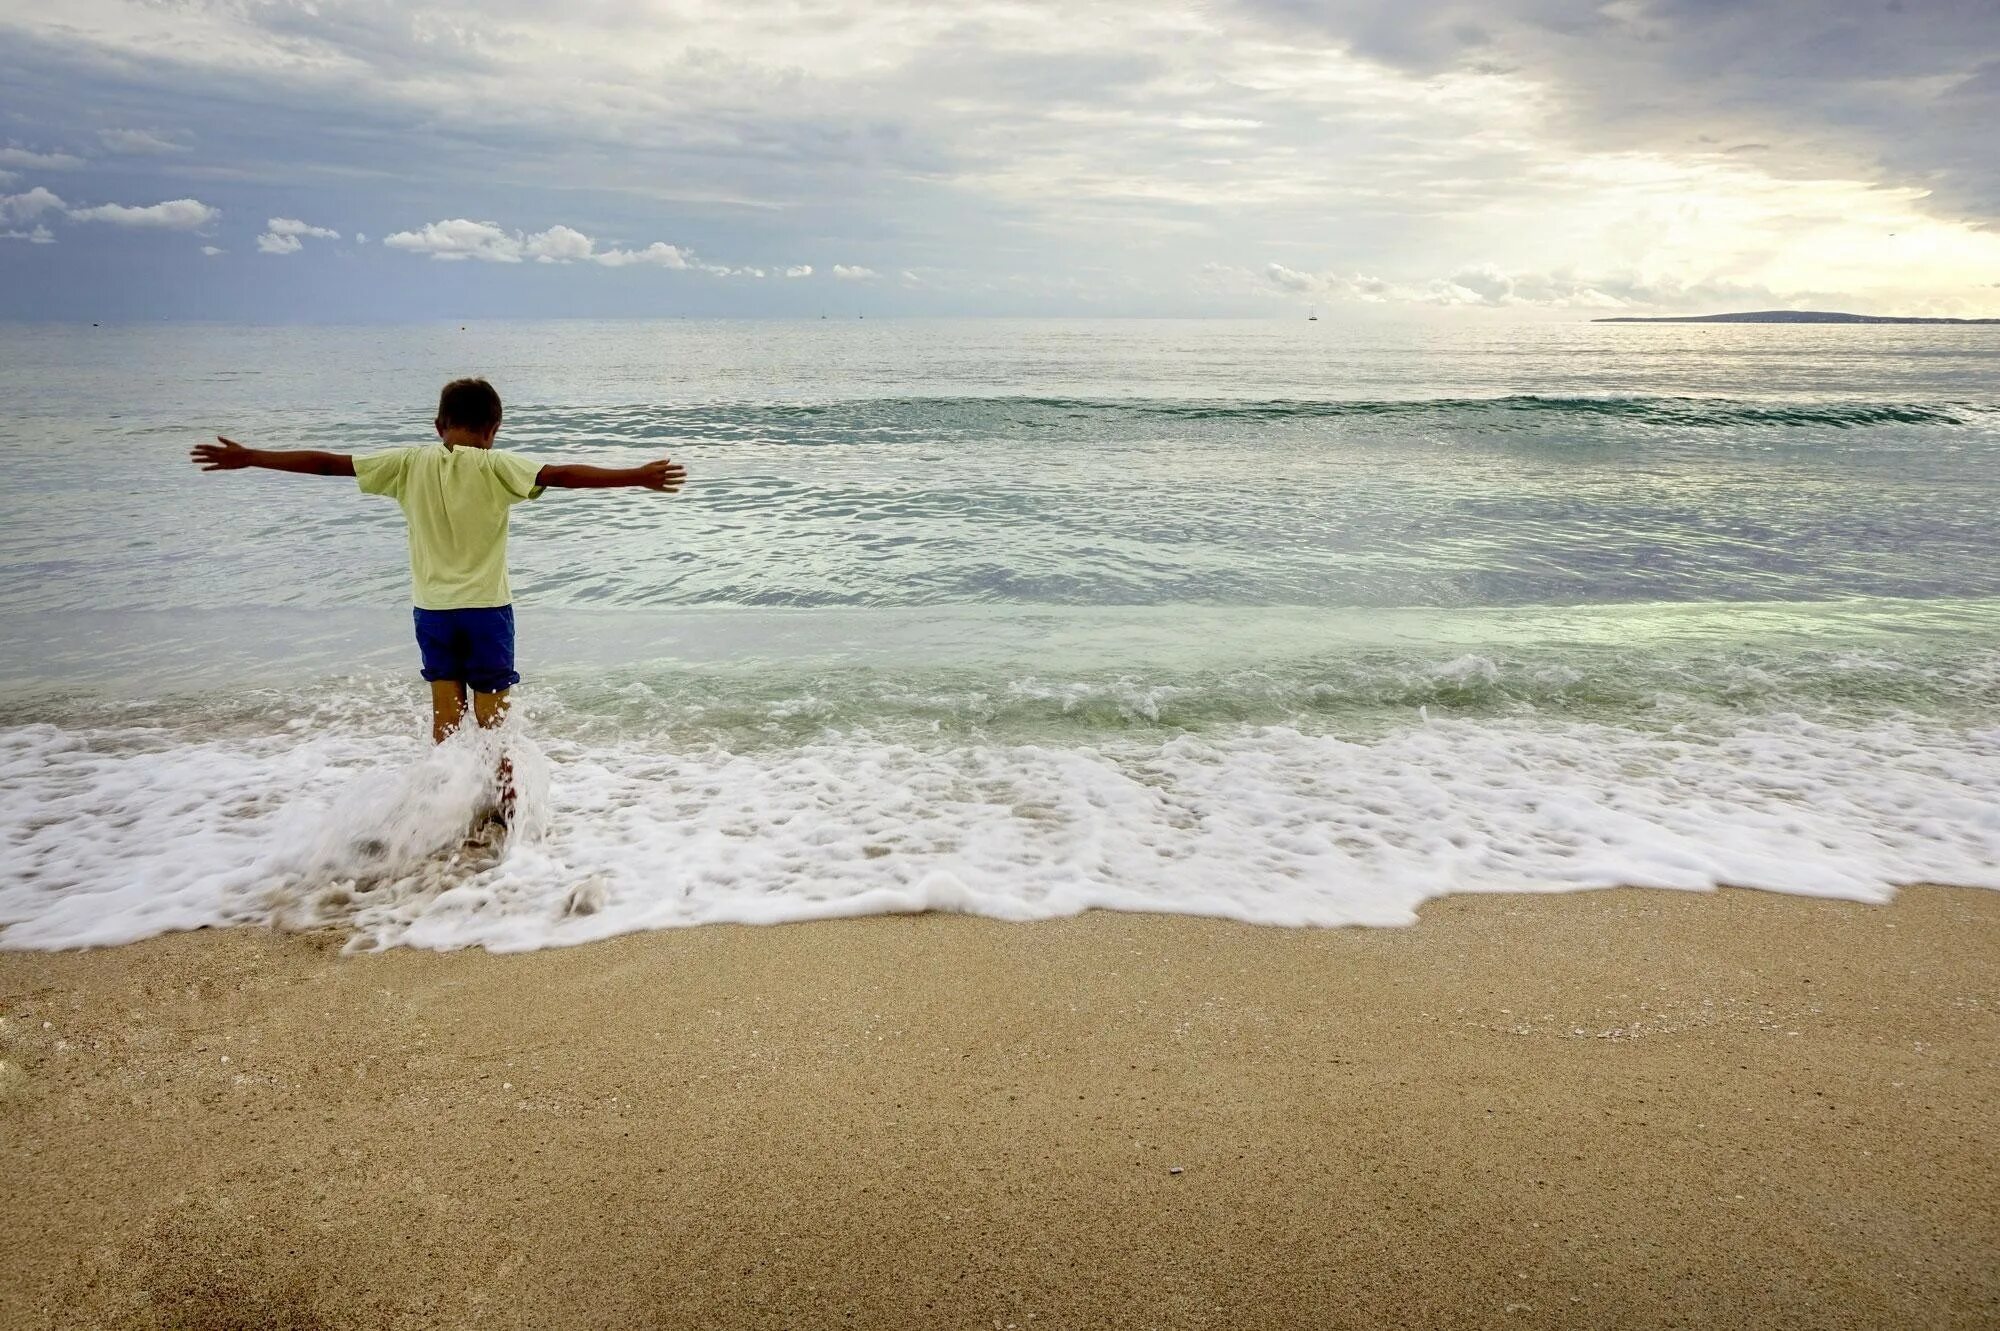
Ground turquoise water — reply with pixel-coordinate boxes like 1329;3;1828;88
2;319;1997;950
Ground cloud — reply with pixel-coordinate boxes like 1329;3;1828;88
0;146;85;170
1258;261;1503;305
1264;262;1316;293
1241;0;2000;229
0;187;66;223
2;225;56;245
201;245;224;256
382;218;523;262
266;217;339;240
7;186;224;245
257;216;340;253
832;264;878;280
1252;258;1778;312
3;0;1999;317
98;128;188;155
68;198;220;229
523;224;595;263
1422;265;1637;310
594;241;692;268
354;232;367;245
1256;263;1405;303
382;218;774;275
783;264;813;277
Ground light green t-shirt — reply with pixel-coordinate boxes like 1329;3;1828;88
354;444;545;610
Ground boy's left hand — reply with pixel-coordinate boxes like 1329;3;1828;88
190;437;252;470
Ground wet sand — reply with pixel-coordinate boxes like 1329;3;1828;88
3;886;1997;1330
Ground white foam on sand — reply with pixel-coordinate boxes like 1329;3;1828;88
4;707;1998;952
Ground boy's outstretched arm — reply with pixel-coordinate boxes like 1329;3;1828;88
537;458;687;491
190;436;355;477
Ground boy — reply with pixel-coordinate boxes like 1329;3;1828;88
192;377;685;747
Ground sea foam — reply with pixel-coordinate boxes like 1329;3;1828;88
4;700;1996;952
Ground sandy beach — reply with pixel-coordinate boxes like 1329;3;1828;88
3;886;1996;1330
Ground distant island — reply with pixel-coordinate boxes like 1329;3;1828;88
1594;309;2000;325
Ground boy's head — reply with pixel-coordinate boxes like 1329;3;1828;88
435;377;502;446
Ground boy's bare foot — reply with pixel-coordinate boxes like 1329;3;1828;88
462;814;507;850
495;755;517;829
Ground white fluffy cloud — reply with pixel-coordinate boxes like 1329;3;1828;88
5;186;220;243
1264;263;1316;294
522;224;594;263
0;147;84;171
382;218;523;262
592;241;691;268
784;264;813;278
257;216;339;254
832;264;878;281
2;226;57;245
68;198;219;229
98;128;188;155
382;218;794;276
267;217;339;239
201;245;224;256
601;243;694;268
0;187;66;223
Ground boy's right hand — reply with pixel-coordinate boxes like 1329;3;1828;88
636;458;688;491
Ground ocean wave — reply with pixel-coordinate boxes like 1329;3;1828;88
13;634;1998;742
5;631;1999;953
519;648;2000;749
962;395;1973;427
488;394;1986;447
4;702;1997;952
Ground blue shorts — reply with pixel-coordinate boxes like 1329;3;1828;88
413;606;519;694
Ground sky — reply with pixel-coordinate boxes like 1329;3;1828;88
1;0;1997;320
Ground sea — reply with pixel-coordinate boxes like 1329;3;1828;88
2;318;1997;951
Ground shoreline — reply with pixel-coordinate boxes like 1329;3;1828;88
4;885;1997;1329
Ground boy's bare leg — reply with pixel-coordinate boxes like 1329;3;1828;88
471;689;510;731
472;689;516;822
429;680;468;744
